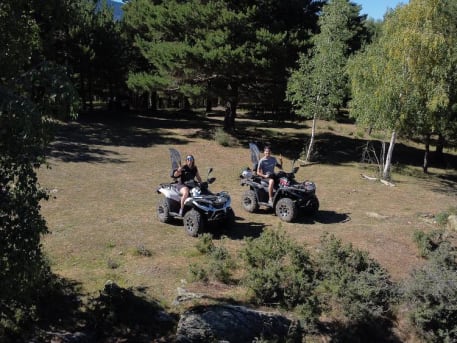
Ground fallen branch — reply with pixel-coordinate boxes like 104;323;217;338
380;179;395;187
360;174;396;187
360;173;378;181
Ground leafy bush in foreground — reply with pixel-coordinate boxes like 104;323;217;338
240;228;318;317
402;242;457;342
315;233;397;324
189;234;235;283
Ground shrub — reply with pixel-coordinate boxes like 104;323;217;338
208;246;235;283
315;233;397;324
401;242;457;342
240;228;318;318
189;236;235;283
195;233;215;254
435;206;457;227
214;127;235;147
412;229;446;258
188;263;208;283
133;244;152;257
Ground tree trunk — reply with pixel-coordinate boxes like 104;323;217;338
435;132;445;166
206;80;212;113
382;130;396;180
423;133;430;173
223;83;238;132
305;113;317;162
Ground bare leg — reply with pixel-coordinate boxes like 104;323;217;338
180;187;189;211
268;179;274;201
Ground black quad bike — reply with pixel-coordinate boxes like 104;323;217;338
156;148;234;237
239;143;319;222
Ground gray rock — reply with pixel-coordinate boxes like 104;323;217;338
176;304;301;343
447;214;457;231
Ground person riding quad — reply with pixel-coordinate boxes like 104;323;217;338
256;145;282;206
172;154;202;216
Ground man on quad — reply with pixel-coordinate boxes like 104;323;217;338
256;145;282;206
172;154;202;216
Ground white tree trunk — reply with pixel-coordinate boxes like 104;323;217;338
382;130;396;180
305;113;317;162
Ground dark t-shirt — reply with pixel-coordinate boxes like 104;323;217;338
258;156;280;176
175;165;199;184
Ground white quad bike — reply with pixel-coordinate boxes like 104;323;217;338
156;148;234;237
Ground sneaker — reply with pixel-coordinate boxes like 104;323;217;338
268;199;273;206
178;208;183;217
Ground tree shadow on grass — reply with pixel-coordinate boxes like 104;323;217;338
433;173;457;197
30;275;177;342
87;282;177;342
295;210;351;225
34;276;86;333
47;109;215;163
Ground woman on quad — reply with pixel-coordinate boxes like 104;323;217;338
172;155;202;216
256;145;282;206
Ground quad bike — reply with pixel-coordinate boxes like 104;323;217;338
239;143;319;222
156;148;234;237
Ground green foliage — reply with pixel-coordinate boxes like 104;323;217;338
0;0;39;79
0;1;80;336
240;228;318;315
412;229;447;258
315;233;397;324
188;263;209;283
123;0;322;121
287;0;365;120
348;0;457;152
214;127;236;147
190;235;235;283
133;244;153;257
402;242;457;342
435;207;457;227
195;233;215;254
208;246;236;284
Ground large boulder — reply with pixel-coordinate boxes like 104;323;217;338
176;304;301;343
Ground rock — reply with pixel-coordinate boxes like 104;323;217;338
366;212;389;220
176;304;301;343
447;214;457;231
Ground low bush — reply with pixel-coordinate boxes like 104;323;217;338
240;228;319;326
214;127;236;147
401;242;457;342
412;229;446;258
315;233;397;325
189;235;235;283
435;206;457;227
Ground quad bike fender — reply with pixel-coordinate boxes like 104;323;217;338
157;187;181;203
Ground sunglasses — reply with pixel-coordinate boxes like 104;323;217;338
186;157;194;161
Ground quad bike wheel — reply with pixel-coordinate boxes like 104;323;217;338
303;197;319;215
183;209;205;237
275;197;296;222
157;197;171;223
241;189;259;213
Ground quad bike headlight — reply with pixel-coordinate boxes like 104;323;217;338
191;187;201;197
241;169;253;179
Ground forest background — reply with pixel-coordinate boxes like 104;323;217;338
1;0;457;342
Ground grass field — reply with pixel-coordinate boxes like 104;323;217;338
37;109;457;337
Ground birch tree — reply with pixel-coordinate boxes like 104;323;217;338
348;0;457;177
286;0;365;162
